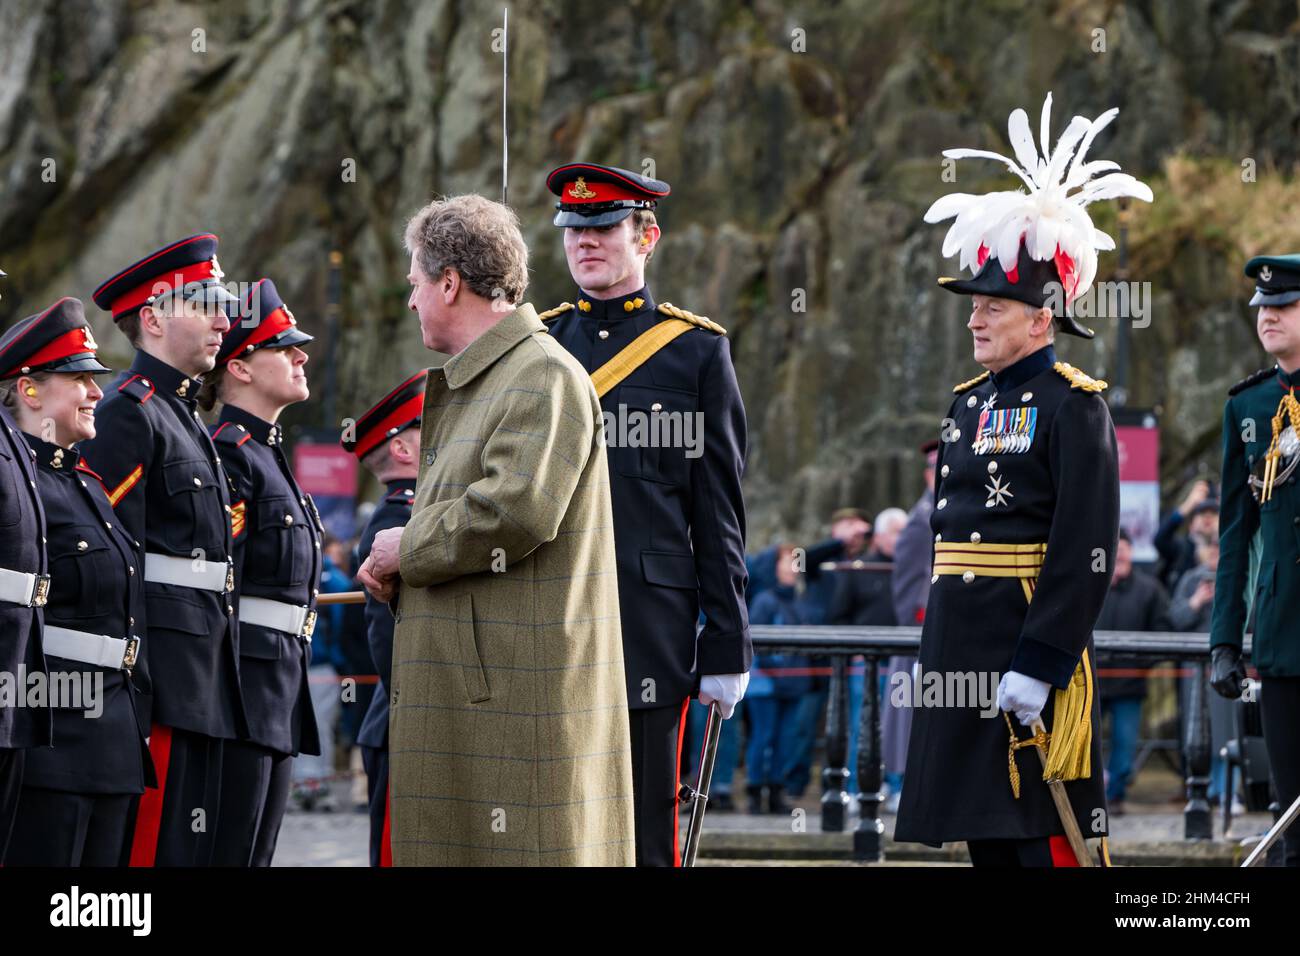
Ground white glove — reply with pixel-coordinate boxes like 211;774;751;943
699;672;750;719
998;670;1051;727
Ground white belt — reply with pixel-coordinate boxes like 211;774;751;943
0;566;50;608
44;624;140;673
239;596;316;641
144;553;232;593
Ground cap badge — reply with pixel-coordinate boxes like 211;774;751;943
568;177;597;199
81;327;98;351
210;255;225;280
1261;265;1273;282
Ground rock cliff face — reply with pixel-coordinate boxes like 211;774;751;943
2;0;1297;539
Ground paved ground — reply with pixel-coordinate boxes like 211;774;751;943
273;759;1274;866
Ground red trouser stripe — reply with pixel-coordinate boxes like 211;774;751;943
1049;834;1080;867
672;697;690;867
129;724;173;867
380;775;393;867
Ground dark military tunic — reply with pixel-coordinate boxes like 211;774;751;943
19;436;149;794
356;478;415;867
0;405;48;862
0;405;49;750
79;350;245;739
894;345;1117;845
357;480;416;753
212;405;321;757
1211;364;1300;867
4;437;155;866
1211;365;1300;676
543;288;751;707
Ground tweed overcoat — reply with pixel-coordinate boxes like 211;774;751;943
389;303;634;866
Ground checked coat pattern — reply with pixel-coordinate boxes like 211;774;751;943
389;303;634;866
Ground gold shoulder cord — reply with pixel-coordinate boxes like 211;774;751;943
1262;388;1300;502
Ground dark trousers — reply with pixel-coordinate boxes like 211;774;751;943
628;699;690;867
967;835;1092;867
5;788;134;866
361;745;391;867
125;725;223;867
212;738;292;867
0;747;24;863
1261;676;1300;867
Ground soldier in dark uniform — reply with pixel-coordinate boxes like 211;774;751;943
541;163;751;866
0;298;153;866
894;95;1152;866
81;234;246;866
343;371;425;867
1210;253;1300;867
197;278;322;866
0;265;52;863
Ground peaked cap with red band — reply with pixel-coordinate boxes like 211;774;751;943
924;92;1153;339
217;278;314;365
344;371;426;461
0;296;112;377
92;233;240;323
546;163;670;228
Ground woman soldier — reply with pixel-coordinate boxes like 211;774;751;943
198;278;321;866
0;297;152;866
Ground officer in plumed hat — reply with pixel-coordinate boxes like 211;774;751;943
80;234;246;866
0;298;153;866
344;371;425;867
1209;252;1300;867
894;93;1152;866
197;278;322;866
539;162;752;866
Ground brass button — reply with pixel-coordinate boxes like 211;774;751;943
941;465;950;477
651;402;663;412
937;498;947;510
598;330;609;340
987;461;998;473
966;395;977;407
77;540;89;551
129;566;135;576
970;532;981;543
104;522;112;530
227;605;234;615
962;570;976;583
193;477;202;486
931;574;939;584
1021;391;1033;402
425;451;436;465
283;514;294;526
951;429;961;440
934;533;942;542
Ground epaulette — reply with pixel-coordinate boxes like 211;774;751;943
1053;361;1108;393
537;302;574;324
386;488;416;506
658;302;726;335
1228;367;1275;396
117;374;156;404
211;421;252;447
952;370;990;394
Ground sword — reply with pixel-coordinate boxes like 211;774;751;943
1241;789;1300;867
678;701;723;867
1005;713;1096;866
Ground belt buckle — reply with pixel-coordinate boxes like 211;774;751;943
32;574;51;608
302;609;317;642
122;635;140;675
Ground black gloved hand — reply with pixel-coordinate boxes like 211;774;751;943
1210;645;1248;699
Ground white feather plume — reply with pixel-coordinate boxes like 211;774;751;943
923;93;1153;301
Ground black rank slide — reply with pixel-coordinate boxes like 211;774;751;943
0;0;1294;944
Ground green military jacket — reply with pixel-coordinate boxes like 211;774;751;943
1211;364;1300;676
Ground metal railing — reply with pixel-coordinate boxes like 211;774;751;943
750;625;1250;862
